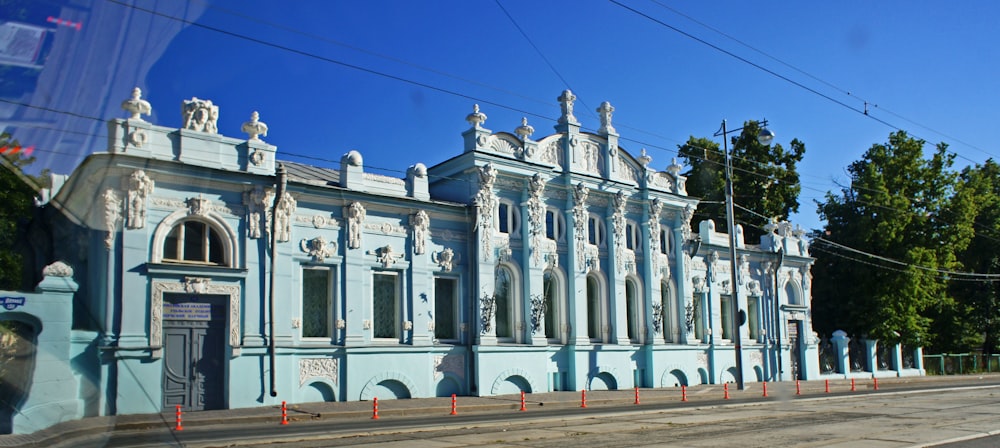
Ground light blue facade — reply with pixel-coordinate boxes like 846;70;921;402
3;90;835;433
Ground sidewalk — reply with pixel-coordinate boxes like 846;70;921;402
3;374;999;447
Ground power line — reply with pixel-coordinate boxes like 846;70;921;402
607;0;990;166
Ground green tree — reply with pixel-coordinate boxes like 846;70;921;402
944;160;1000;354
812;131;968;351
0;132;44;291
677;120;805;237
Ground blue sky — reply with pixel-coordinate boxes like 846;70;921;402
8;0;1000;233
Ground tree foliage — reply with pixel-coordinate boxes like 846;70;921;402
677;120;805;237
811;131;972;351
0;132;43;291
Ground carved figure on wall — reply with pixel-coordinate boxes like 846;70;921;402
612;191;627;272
241;111;268;141
181;97;219;133
435;248;456;272
274;192;296;242
187;195;210;216
475;164;497;259
345;201;366;249
125;170;154;229
649;198;663;272
300;236;336;263
411;210;430;255
103;188;121;250
681;204;695;241
573;182;589;268
243;186;274;239
557;89;578;125
121;87;151;121
527;173;546;264
685;298;696;333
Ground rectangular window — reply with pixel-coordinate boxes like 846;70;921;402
748;297;760;341
373;272;399;339
720;295;733;340
302;268;333;338
545;210;555;240
588;217;597;245
626;223;635;250
498;203;509;233
660;229;668;254
694;295;704;341
434;277;457;340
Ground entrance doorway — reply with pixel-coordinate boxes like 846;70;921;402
162;294;226;411
787;320;802;380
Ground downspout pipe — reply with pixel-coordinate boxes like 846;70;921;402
269;163;287;397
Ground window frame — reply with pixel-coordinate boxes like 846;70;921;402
301;266;335;341
586;273;606;343
494;265;518;342
162;219;228;266
497;199;520;237
587;214;606;247
433;276;460;343
545;208;566;242
372;270;401;342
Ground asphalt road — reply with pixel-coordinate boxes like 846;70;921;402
77;380;1000;448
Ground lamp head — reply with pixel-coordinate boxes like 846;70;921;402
757;127;775;146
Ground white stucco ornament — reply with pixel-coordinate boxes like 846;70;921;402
466;104;487;127
121;87;151;121
557;90;579;125
241;111;268;141
181;97;219;133
42;261;74;278
515;117;534;141
597;101;615;134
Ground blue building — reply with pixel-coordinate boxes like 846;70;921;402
2;89;847;434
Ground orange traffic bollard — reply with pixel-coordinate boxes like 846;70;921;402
581;389;588;408
724;383;730;400
851;378;856;392
681;385;688;402
372;397;380;420
519;390;527;411
796;380;801;395
873;377;879;391
825;379;830;393
450;393;458;415
281;401;289;425
634;386;640;405
762;381;768;397
174;405;183;431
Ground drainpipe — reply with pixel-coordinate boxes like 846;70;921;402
774;247;784;382
268;163;287;397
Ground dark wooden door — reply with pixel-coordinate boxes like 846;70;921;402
162;297;225;411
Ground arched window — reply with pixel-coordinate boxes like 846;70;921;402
659;229;670;254
495;267;514;339
586;274;602;341
162;220;228;266
626;278;640;343
543;270;558;340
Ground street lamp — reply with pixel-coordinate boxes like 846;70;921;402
714;119;774;391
